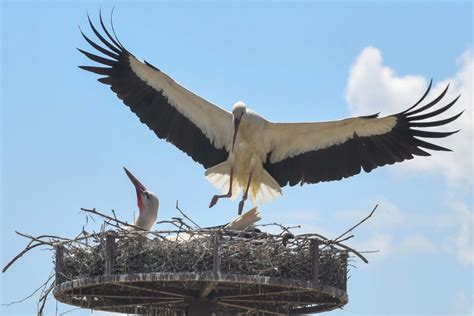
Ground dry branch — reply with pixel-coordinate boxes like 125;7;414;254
334;204;378;242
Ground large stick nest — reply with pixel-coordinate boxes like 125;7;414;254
4;206;375;315
58;229;349;285
54;229;351;315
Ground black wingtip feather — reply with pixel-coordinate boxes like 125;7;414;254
77;48;116;66
412;138;452;151
401;79;433;114
405;83;450;117
79;65;112;75
79;27;119;59
408;94;460;121
409;110;464;128
87;13;122;55
109;7;127;51
411;129;460;138
99;10;124;51
98;77;112;85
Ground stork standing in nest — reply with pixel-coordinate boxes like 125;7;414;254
124;167;260;232
80;14;462;215
124;167;159;231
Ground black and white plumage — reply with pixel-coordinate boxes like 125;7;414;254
79;14;462;214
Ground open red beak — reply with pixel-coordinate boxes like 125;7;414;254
124;167;147;211
232;117;241;151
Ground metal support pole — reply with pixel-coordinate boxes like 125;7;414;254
55;245;64;285
199;232;221;299
104;233;116;276
187;298;217;316
310;239;320;284
341;251;348;291
212;232;221;276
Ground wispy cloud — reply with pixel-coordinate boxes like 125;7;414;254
345;46;427;115
284;199;471;265
345;47;473;185
400;234;437;254
446;199;474;265
453;289;474;315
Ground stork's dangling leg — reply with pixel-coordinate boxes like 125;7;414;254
238;173;253;215
209;169;234;208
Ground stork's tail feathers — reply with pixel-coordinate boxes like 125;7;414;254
205;162;282;205
225;207;261;230
250;169;282;204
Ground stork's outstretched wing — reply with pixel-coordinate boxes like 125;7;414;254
264;81;462;187
78;14;231;168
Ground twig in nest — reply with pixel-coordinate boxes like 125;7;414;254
171;217;193;230
334;204;378;242
80;208;146;231
156;220;181;230
103;218;127;231
336;235;354;243
111;209;118;221
256;222;301;235
175;201;201;229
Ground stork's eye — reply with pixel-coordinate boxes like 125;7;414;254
144;192;150;199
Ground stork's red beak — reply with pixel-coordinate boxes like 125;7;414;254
124;167;147;211
232;117;241;151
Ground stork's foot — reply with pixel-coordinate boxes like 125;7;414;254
209;195;219;208
238;200;245;215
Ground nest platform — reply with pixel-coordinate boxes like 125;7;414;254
53;230;349;315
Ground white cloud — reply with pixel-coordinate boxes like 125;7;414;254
453;289;474;315
400;234;437;254
345;47;473;185
346;46;428;115
448;199;474;265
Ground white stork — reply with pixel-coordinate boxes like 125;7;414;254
124;166;260;237
80;14;462;215
123;167;159;230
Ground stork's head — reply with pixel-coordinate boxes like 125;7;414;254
123;167;159;229
232;101;247;150
232;101;247;119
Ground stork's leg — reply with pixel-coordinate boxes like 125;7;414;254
238;173;252;215
209;169;234;208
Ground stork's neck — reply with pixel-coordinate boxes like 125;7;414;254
134;192;159;230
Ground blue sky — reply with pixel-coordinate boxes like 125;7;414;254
1;1;472;315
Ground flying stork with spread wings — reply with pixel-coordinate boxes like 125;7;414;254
79;14;462;215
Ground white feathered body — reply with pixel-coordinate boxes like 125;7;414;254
206;111;282;205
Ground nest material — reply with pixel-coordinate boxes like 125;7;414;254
54;229;349;315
